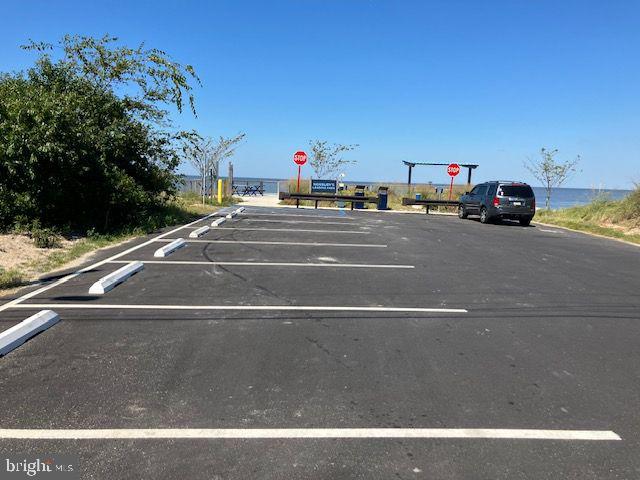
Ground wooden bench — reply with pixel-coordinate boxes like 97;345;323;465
279;192;378;210
401;197;459;214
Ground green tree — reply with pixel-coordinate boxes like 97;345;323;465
0;35;200;231
308;140;359;179
181;133;246;204
525;148;580;210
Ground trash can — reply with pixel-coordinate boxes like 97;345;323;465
354;185;366;209
337;183;346;208
378;186;389;210
415;193;422;201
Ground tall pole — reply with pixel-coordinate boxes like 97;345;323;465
297;165;301;192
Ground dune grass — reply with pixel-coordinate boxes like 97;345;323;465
536;187;640;244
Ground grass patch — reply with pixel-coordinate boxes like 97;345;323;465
31;195;224;273
31;232;134;275
0;268;26;290
179;190;241;208
0;193;232;295
536;187;640;244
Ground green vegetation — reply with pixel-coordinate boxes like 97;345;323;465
0;268;25;290
525;147;580;210
536;187;640;244
30;227;62;249
0;34;200;233
182;134;246;204
0;193;223;293
0;35;223;292
308;140;359;178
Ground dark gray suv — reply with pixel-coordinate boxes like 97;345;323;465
458;181;536;225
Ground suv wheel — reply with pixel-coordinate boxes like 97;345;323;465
519;216;532;226
458;205;467;219
479;207;490;224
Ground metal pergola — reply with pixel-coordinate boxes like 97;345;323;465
403;161;479;186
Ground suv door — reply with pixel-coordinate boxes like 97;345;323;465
467;184;486;213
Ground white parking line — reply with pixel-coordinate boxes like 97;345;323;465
0;213;218;313
11;304;467;313
154;239;387;248
0;428;620;441
211;227;367;234
240;212;354;220
240;219;354;225
107;260;414;269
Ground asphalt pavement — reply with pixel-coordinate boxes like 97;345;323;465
1;206;639;479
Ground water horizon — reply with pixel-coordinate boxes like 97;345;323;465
179;174;634;210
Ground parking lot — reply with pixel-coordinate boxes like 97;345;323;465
1;206;640;479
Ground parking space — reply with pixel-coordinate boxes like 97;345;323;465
1;206;640;478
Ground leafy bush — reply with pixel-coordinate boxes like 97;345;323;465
31;227;62;249
0;35;199;233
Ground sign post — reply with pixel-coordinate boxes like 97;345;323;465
293;151;307;192
447;163;460;200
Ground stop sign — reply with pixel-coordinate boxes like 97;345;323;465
293;151;307;166
447;163;460;177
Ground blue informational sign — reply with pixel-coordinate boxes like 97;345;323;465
311;179;337;193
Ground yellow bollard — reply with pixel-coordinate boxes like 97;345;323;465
217;179;223;204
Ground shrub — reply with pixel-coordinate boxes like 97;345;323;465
0;35;199;233
31;227;62;249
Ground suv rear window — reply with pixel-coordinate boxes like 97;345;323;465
498;185;534;197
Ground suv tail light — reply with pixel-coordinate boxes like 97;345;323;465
532;199;536;210
493;197;500;207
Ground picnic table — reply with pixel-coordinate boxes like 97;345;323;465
232;182;265;196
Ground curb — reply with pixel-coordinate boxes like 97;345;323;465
0;310;60;357
211;218;226;227
225;206;245;219
214;208;233;217
189;226;210;238
153;238;186;257
88;262;144;294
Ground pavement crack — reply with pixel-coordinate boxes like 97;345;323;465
202;241;294;304
304;336;351;369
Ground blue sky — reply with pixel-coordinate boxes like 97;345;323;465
2;0;639;188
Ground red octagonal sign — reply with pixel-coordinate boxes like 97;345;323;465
293;151;307;166
447;163;460;177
